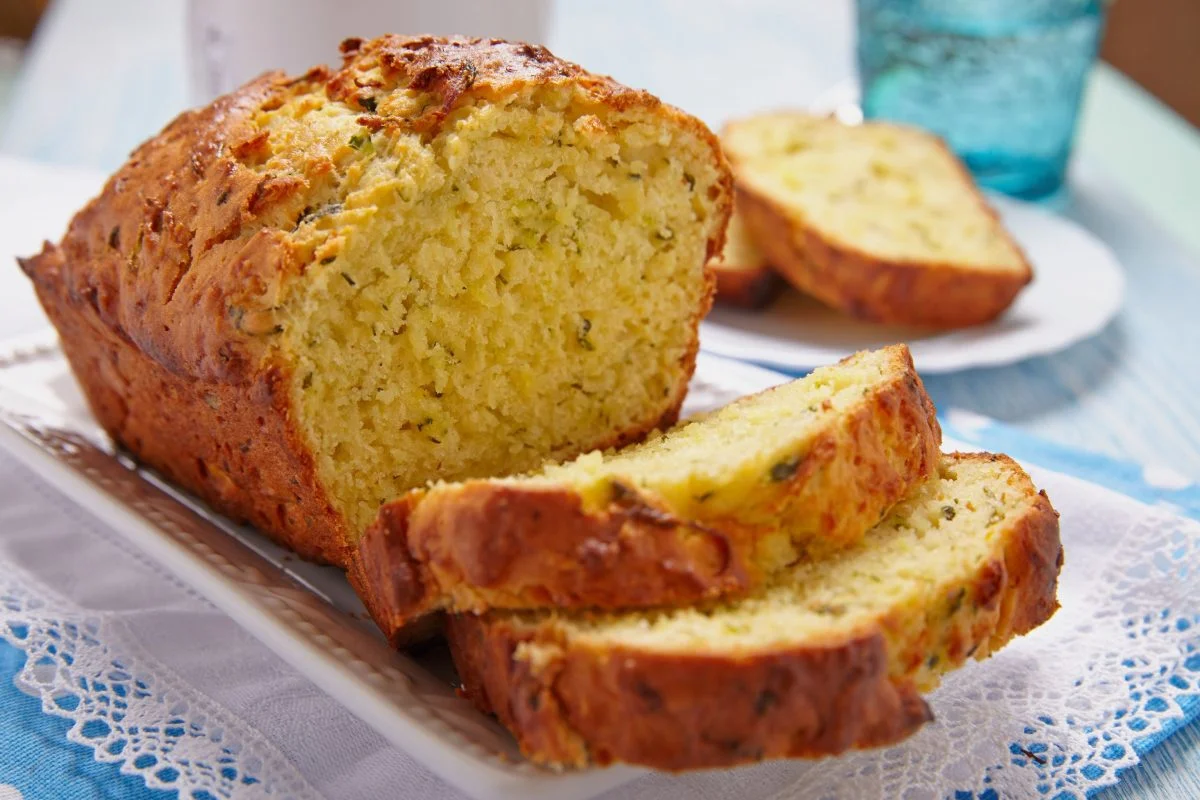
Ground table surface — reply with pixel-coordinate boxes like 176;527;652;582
0;1;1197;798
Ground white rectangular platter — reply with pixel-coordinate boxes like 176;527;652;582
0;330;791;800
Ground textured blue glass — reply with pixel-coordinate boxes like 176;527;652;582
857;0;1106;202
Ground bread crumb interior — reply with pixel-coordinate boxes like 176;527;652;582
252;85;723;538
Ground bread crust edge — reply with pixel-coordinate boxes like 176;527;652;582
446;615;933;770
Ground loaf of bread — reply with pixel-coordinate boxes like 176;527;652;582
448;452;1062;770
709;201;782;308
724;111;1032;327
352;344;941;641
18;36;732;566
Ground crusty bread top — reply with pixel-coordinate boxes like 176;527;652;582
723;111;1029;276
19;36;721;384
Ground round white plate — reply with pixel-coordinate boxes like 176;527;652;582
699;196;1125;374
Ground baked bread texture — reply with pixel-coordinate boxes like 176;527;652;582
352;344;941;641
448;452;1062;770
724;111;1032;327
18;36;732;566
709;201;782;308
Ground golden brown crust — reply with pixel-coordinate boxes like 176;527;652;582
992;483;1063;640
447;615;933;771
447;452;1062;771
20;70;311;383
333;36;685;131
711;261;784;309
19;35;730;568
352;345;942;639
25;245;350;563
733;166;1033;328
352;483;750;648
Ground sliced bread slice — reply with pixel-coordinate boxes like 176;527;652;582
710;201;783;308
448;453;1062;770
351;344;940;642
724;111;1032;328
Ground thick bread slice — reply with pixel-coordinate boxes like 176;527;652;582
724;111;1032;328
710;201;783;308
352;344;940;642
447;453;1062;770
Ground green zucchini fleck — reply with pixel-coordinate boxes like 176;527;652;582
769;457;801;483
577;318;595;351
296;203;343;227
949;587;966;614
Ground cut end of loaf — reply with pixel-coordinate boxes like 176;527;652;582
252;42;730;539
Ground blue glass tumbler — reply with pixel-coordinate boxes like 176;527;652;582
856;0;1107;202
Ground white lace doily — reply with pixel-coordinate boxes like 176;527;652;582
0;466;320;799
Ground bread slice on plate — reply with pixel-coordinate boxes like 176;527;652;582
709;201;783;308
724;111;1032;328
352;344;941;642
448;452;1062;770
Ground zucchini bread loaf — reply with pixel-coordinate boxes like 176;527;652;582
353;344;941;641
18;36;732;566
724;111;1031;327
449;453;1062;770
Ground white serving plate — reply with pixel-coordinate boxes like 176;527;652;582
701;195;1125;375
0;330;789;800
